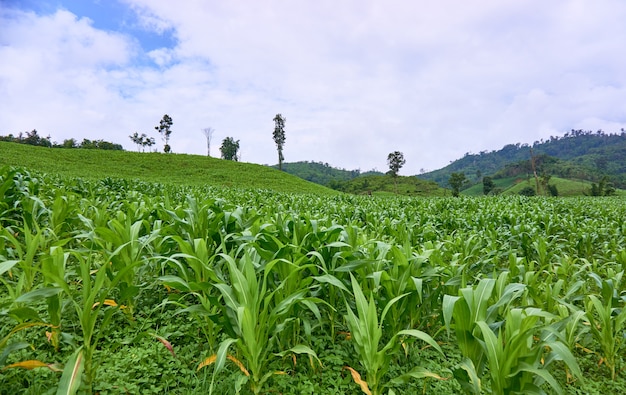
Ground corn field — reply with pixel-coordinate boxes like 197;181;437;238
1;166;625;394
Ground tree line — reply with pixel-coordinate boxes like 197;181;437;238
0;129;122;150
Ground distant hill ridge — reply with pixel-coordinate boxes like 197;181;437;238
419;129;626;188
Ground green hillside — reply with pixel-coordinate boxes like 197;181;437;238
329;174;448;196
0;141;334;194
273;161;383;186
420;130;626;188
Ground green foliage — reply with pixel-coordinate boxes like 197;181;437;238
0;130;123;150
448;172;467;197
277;161;370;186
273;114;286;170
220;137;240;161
482;176;495;195
519;186;536;196
330;174;446;196
387;151;406;177
155;114;173;153
421;130;626;189
1;166;626;394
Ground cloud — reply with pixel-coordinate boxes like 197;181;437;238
1;1;625;175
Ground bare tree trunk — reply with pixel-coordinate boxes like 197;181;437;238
530;148;541;195
202;128;215;157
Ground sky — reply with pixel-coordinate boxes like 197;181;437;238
1;0;625;175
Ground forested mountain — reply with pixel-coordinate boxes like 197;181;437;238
420;129;626;188
272;161;383;186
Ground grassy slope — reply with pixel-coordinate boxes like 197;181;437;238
463;176;626;197
0;142;335;194
333;174;449;196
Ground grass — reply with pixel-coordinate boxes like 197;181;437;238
463;175;625;197
333;174;448;196
0;142;335;194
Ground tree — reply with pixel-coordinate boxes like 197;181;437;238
129;132;144;151
387;151;406;194
448;172;467;197
202;127;215;157
62;138;77;149
482;176;495;195
220;137;240;161
519;186;536;196
273;114;286;170
155;114;173;153
129;132;156;152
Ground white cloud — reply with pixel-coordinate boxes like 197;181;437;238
1;1;626;175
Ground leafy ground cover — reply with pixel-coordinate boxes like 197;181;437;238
1;166;625;394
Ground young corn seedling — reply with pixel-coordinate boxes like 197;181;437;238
585;270;626;380
476;308;583;394
36;246;143;393
202;250;321;395
444;277;583;394
342;274;443;395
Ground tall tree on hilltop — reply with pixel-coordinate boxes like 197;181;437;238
273;114;286;170
220;137;240;161
387;151;406;194
155;114;173;153
202;127;215;157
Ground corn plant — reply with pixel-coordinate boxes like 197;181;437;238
444;277;583;394
203;250;321;394
341;274;442;395
475;308;583;394
585;270;626;380
35;246;143;393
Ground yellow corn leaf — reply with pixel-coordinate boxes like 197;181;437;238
575;344;595;354
343;366;371;395
227;355;250;376
92;299;125;309
338;331;352;341
197;354;250;376
274;371;287;375
3;360;48;370
197;355;217;370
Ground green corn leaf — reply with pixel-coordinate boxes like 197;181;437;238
276;344;322;367
314;274;350;293
442;294;460;335
453;358;481;395
56;347;84;395
0;260;20;276
513;362;563;395
396;329;442;354
158;275;191;292
390;366;446;384
15;287;63;303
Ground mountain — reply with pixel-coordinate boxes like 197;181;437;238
419;129;626;188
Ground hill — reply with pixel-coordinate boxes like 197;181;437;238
0;141;334;194
329;174;448;196
420;129;626;189
273;161;383;186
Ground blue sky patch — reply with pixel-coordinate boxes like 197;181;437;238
5;0;177;52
